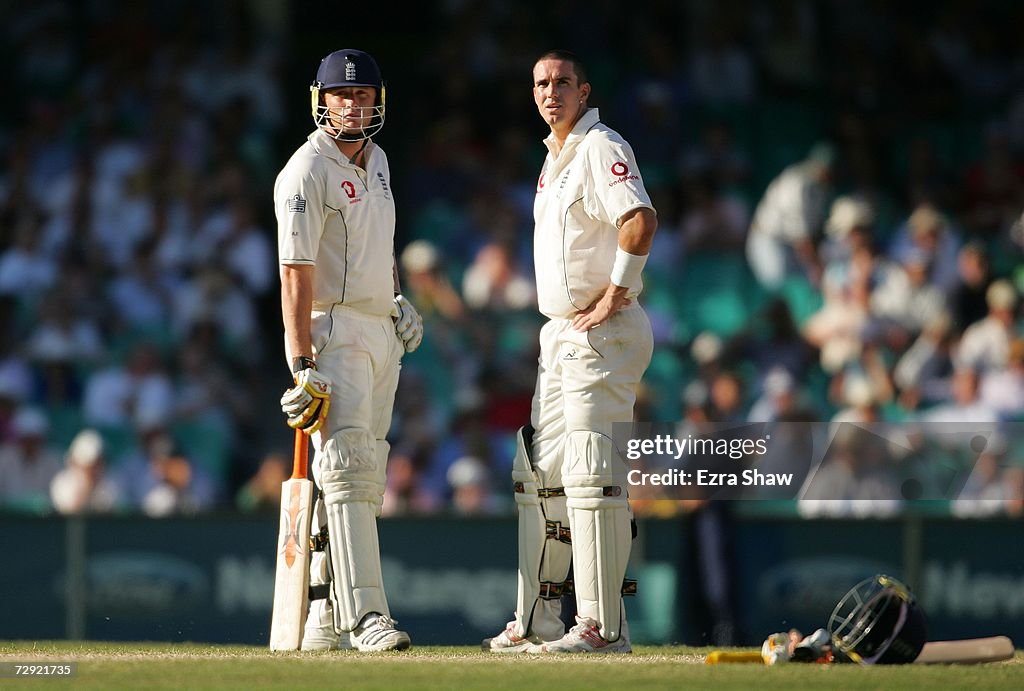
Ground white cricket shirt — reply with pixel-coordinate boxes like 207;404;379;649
274;129;396;317
533;109;654;320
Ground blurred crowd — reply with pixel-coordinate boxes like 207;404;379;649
1;0;1023;519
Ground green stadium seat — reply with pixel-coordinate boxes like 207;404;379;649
675;251;758;337
777;275;823;327
643;350;688;421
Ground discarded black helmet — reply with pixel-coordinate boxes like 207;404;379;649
828;574;928;664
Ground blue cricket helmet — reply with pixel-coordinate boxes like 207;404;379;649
310;49;385;141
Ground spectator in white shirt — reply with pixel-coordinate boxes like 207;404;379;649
955;279;1017;374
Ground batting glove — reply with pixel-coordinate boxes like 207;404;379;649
761;630;799;665
281;367;332;434
392;294;423;353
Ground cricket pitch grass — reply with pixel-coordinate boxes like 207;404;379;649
1;641;1021;690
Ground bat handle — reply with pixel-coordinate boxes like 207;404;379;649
293;429;309;481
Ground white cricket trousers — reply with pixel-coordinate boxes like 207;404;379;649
532;304;653;473
531;304;653;637
310;304;403;448
309;303;403;629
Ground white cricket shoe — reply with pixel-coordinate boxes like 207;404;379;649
481;621;543;653
301;600;352;651
351;613;412;652
532;616;632;654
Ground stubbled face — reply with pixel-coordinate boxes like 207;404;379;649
323;86;377;135
532;59;590;135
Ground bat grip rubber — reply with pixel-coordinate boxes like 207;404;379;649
293;430;309;480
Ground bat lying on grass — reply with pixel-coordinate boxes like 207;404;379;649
913;636;1015;664
705;636;1015;665
269;430;314;651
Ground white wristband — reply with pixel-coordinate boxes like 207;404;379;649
610;248;648;288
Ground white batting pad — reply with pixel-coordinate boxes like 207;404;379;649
320;429;389;631
564;430;631;642
373;440;390;517
512;426;571;642
324;500;389;631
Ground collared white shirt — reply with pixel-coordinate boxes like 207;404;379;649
533;108;654;320
274;129;396;317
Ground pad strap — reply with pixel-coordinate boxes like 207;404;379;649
538;578;638;600
308;583;331;601
310;527;329;552
513;482;566;498
545;520;572;544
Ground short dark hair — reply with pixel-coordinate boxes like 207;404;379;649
534;49;588;85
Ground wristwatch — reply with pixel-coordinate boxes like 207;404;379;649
291;356;317;374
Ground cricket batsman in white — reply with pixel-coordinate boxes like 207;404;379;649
483;50;657;654
274;48;422;652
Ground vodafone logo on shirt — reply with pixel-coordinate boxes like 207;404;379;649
341;180;361;203
608;161;639;187
537;172;546;192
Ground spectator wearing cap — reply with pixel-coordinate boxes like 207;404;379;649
830;372;882;424
887;203;961;295
747;367;798;423
0;407;61;511
690;331;724;386
446;455;501;515
955;279;1018;374
870;243;948;346
112;427;217;516
819;195;876;265
680;380;711;425
400;239;466;322
804;197;878;368
49;428;121;514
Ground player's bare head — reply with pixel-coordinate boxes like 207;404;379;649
533;50;591;135
310;48;386;142
534;50;588;86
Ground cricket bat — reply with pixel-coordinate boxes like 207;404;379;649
914;636;1015;664
705;636;1015;665
269;430;314;651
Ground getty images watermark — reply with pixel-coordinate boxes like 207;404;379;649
613;421;1021;504
625;432;787;489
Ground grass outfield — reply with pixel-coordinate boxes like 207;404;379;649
1;642;1021;690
